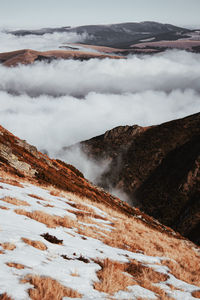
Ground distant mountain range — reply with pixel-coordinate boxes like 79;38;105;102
10;21;190;47
8;21;200;54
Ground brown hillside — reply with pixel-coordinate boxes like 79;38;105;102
0;49;124;67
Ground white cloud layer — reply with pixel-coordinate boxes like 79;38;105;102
0;49;200;191
0;29;87;52
0;50;200;97
0;89;199;154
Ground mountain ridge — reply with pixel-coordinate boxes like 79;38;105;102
64;113;200;245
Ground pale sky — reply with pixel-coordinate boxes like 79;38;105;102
0;0;200;29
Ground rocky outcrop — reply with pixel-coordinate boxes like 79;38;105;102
76;113;200;244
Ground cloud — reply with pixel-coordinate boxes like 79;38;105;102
0;48;200;198
0;88;199;153
0;50;200;97
0;29;87;52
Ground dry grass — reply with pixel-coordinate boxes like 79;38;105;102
67;201;96;214
192;290;200;298
77;224;109;241
0;206;9;210
28;194;45;201
2;174;199;288
13;188;200;288
36;201;54;208
97;216;200;287
0;177;24;188
6;262;25;269
68;209;108;223
14;209;107;241
21;238;47;251
15;209;76;229
1;243;16;251
126;260;169;283
1;196;30;206
70;270;79;277
0;294;13;300
50;190;61;197
23;275;82;299
94;259;136;294
163;259;200;287
44;204;54;208
94;259;173;299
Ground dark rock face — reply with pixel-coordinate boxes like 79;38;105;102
77;113;200;245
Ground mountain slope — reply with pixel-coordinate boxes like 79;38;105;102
71;113;200;245
0;49;123;67
0;124;200;299
10;22;189;48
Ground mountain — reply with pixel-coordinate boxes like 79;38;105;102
10;22;189;48
66;113;200;245
9;21;200;54
0;124;200;299
0;49;123;67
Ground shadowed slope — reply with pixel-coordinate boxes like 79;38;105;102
74;113;200;244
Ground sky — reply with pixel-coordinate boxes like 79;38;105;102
0;0;200;29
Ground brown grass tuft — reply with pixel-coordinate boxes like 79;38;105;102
192;290;200;298
94;259;173;299
163;259;200;287
125;260;174;299
0;206;9;210
6;262;25;269
22;238;47;251
23;275;81;299
1;243;16;251
2;196;30;206
28;194;45;200
0;178;23;188
0;293;13;300
50;190;61;197
94;259;135;294
15;209;76;229
70;271;79;277
126;260;169;283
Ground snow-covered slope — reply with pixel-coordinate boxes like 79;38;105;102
0;179;200;300
0;125;200;299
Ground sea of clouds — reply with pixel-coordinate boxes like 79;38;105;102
0;29;200;197
0;28;87;52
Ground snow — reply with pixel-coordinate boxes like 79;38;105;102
114;285;157;299
0;180;199;299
